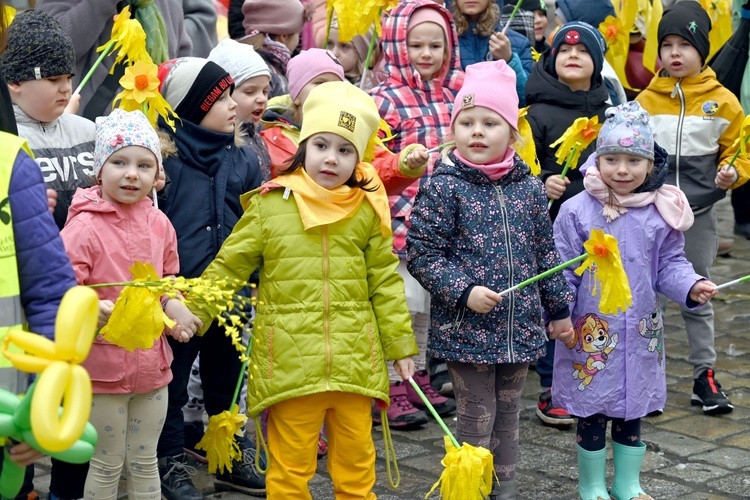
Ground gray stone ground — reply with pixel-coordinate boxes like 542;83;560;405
31;198;750;499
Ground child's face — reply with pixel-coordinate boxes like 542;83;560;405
304;132;358;190
293;73;344;115
199;89;237;134
555;43;594;91
659;35;702;79
99;146;159;204
326;28;360;76
598;153;652;196
8;75;72;123
233;75;271;124
456;0;489;22
407;22;446;81
533;10;548;42
453;106;511;165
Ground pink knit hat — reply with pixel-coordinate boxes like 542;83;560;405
450;60;518;131
286;48;345;100
408;6;449;39
242;0;305;36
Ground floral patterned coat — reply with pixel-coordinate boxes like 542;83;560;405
407;152;572;364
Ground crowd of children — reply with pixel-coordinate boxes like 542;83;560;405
1;0;749;499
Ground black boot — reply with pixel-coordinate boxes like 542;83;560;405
214;440;266;497
158;453;203;500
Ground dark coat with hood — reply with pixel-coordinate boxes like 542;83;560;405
525;52;609;220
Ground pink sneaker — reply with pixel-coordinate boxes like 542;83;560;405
405;370;456;416
373;382;428;429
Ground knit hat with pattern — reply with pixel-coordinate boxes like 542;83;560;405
94;109;162;179
596;101;654;161
1;9;75;83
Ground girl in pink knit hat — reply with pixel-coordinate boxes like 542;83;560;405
407;60;575;499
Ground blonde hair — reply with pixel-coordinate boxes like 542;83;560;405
452;1;500;38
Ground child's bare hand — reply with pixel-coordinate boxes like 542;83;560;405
393;357;416;381
46;189;57;213
64;94;80;115
715;165;737;190
98;300;114;329
164;299;203;341
489;32;512;62
545;175;570;200
467;286;502;313
8;441;44;467
548;318;575;348
690;280;717;304
404;145;429;170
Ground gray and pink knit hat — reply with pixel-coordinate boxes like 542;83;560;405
94;109;162;179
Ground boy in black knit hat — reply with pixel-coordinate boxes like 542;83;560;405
637;0;750;416
155;57;265;499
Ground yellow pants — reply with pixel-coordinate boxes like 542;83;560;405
266;391;377;500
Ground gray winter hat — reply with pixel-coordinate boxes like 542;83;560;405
1;10;76;83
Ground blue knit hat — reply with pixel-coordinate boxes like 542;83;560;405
547;21;607;85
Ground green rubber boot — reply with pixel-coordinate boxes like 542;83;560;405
577;445;610;500
610;442;653;500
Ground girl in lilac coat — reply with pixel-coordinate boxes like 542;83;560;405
552;101;717;500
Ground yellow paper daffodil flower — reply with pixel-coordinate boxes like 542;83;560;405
328;0;399;41
119;60;160;103
598;0;637;91
100;262;176;352
549;116;602;168
98;5;152;73
426;436;496;500
196;405;248;474
574;229;633;315
699;0;731;62
514;107;540;176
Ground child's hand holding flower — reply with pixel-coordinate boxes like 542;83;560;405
393;357;416;381
715;165;738;190
689;280;718;304
489;31;512;63
98;300;114;329
404;145;429;170
467;286;503;314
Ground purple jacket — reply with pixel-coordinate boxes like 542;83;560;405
552;192;702;420
10;151;76;339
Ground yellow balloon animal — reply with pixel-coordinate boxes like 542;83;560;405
2;286;98;452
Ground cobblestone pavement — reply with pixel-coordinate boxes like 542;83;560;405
31;199;750;499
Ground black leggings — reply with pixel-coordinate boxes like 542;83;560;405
577;414;641;451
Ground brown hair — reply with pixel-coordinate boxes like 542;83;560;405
280;138;378;192
452;1;500;38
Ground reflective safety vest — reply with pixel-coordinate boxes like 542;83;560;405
0;132;34;393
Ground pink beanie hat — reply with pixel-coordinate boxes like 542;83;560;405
451;60;518;131
287;48;345;100
408;6;449;39
242;0;305;36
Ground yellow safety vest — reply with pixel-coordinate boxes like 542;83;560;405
0;132;34;393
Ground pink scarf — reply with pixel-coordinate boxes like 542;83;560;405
583;165;694;231
454;147;515;181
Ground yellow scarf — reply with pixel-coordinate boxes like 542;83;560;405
270;163;392;237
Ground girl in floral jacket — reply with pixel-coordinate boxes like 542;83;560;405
407;60;574;500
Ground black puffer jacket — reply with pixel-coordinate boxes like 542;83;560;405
525;52;609;219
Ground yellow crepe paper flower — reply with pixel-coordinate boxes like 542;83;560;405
598;4;637;90
531;46;541;62
574;229;633;315
549;116;602;168
426;436;496;500
699;0;731;62
514;107;540;176
90;263;251;360
98;5;152;74
196;405;248;474
327;0;398;41
119;60;160;103
100;262;176;351
737;114;750;155
114;61;176;130
2;5;15;26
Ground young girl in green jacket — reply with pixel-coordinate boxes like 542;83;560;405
193;81;418;498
